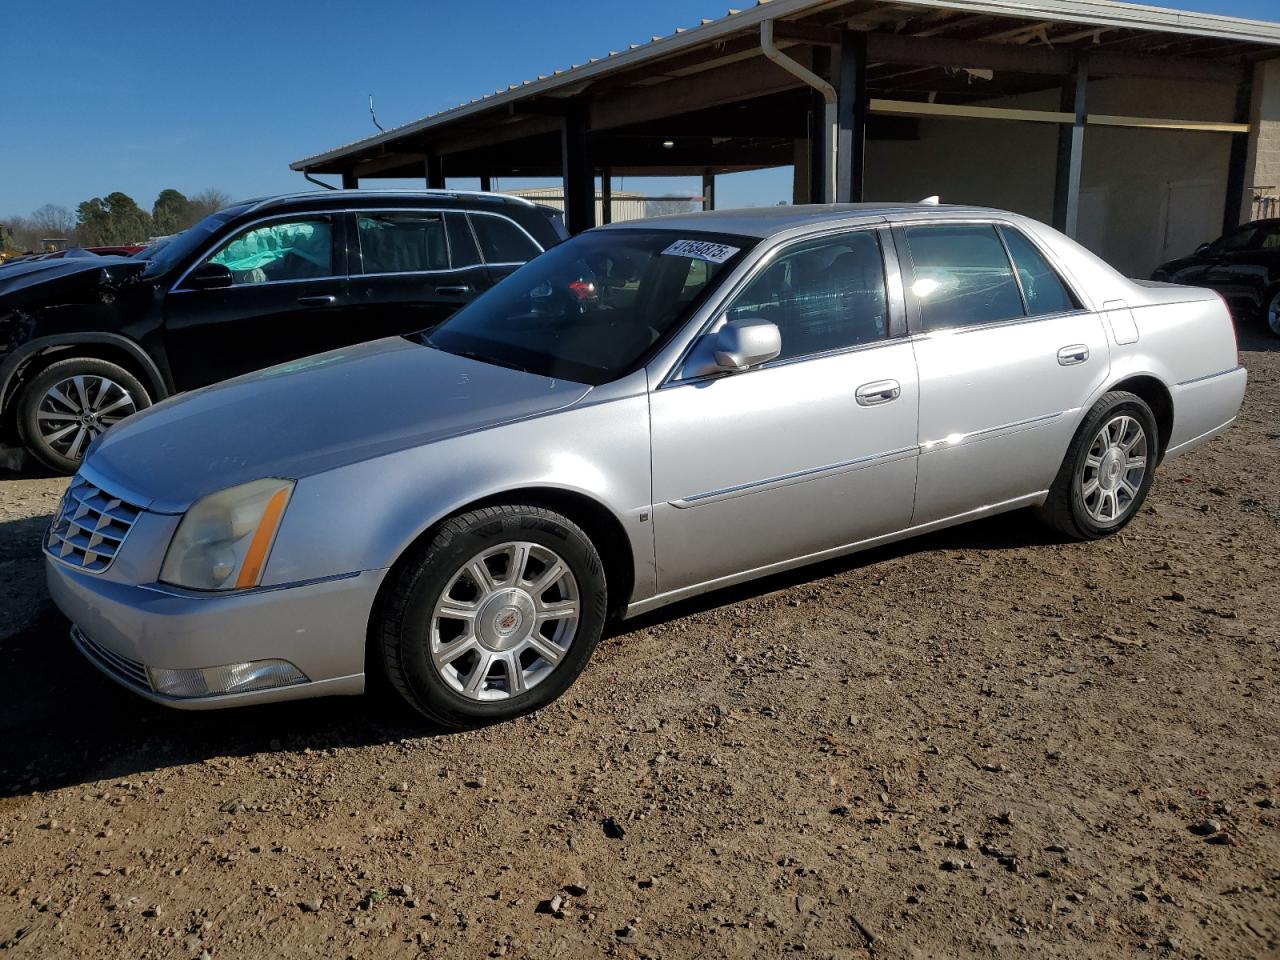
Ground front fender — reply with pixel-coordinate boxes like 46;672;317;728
263;392;656;603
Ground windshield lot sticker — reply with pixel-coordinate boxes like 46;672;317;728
662;239;740;263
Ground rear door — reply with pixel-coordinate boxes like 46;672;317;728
347;209;494;340
898;221;1110;525
163;212;350;389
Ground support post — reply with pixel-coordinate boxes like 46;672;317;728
600;169;612;224
341;172;358;190
425;155;445;189
836;30;867;203
1224;76;1253;233
702;169;716;211
807;45;833;204
480;174;493;193
1052;57;1088;238
561;104;595;234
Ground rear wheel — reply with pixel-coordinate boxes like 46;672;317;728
377;504;608;728
1038;391;1158;540
16;357;151;474
1265;288;1280;337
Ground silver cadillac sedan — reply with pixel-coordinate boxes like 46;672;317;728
45;204;1246;727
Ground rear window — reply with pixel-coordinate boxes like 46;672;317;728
471;214;541;264
902;224;1023;330
356;212;448;274
1000;227;1079;317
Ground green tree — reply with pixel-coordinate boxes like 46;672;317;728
151;188;192;236
75;192;153;246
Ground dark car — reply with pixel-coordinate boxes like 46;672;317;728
0;190;566;471
1151;217;1280;337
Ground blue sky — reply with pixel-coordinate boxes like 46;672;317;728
2;0;1276;218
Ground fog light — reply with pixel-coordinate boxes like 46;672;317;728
147;659;308;698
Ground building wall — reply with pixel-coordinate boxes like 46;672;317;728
1244;59;1280;220
864;77;1237;278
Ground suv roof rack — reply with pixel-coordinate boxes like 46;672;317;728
241;188;536;214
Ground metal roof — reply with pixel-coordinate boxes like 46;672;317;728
291;0;1280;172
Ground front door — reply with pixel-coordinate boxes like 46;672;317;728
347;210;494;341
650;228;920;594
897;221;1111;525
164;213;349;390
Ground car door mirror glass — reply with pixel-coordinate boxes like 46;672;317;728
185;262;233;290
713;317;782;372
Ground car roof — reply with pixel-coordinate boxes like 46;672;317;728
234;188;539;215
599;202;1010;239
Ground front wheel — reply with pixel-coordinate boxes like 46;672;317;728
377;504;608;728
16;357;152;474
1038;391;1159;540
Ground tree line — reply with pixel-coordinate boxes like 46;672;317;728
1;187;230;253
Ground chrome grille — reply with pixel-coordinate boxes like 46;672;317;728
46;476;142;573
71;625;151;691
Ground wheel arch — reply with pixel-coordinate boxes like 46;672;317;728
0;333;170;412
1105;374;1173;463
370;484;637;628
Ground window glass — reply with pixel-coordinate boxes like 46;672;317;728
207;217;332;284
902;224;1023;330
1258;224;1280;250
470;214;540;264
426;229;752;385
357;212;447;274
1000;227;1079;317
1214;226;1258;252
726;231;887;361
446;213;481;268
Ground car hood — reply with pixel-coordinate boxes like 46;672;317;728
0;254;146;300
86;337;593;513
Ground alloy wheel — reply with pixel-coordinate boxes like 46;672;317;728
1079;414;1148;523
1268;292;1280;336
35;375;137;462
429;541;580;701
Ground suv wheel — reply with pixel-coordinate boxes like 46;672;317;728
1038;390;1159;540
1266;288;1280;337
377;504;608;728
16;357;152;474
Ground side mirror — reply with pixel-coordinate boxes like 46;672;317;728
185;262;233;290
713;317;782;372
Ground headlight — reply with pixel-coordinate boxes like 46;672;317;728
160;478;294;591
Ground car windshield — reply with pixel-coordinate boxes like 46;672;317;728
423;228;755;385
140;204;251;278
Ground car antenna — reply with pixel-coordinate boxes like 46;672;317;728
919;195;941;205
369;94;386;132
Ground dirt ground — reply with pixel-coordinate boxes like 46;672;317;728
0;333;1276;960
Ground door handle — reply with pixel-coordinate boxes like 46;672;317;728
435;285;471;295
1057;344;1090;366
855;379;901;406
296;295;337;306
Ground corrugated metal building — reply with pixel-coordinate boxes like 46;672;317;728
503;187;701;224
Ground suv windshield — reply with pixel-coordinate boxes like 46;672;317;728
424;228;755;385
140;203;252;278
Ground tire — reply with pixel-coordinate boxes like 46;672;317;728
1037;390;1159;541
16;357;152;474
1264;287;1280;338
377;504;608;728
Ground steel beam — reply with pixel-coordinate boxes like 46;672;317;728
836;29;867;204
1223;76;1253;233
702;169;716;211
425;155;445;189
561;105;594;234
341;172;358;190
1052;57;1089;238
601;169;612;224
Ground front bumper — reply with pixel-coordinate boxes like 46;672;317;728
47;557;386;709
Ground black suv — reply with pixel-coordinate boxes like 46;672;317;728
0;190;566;471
